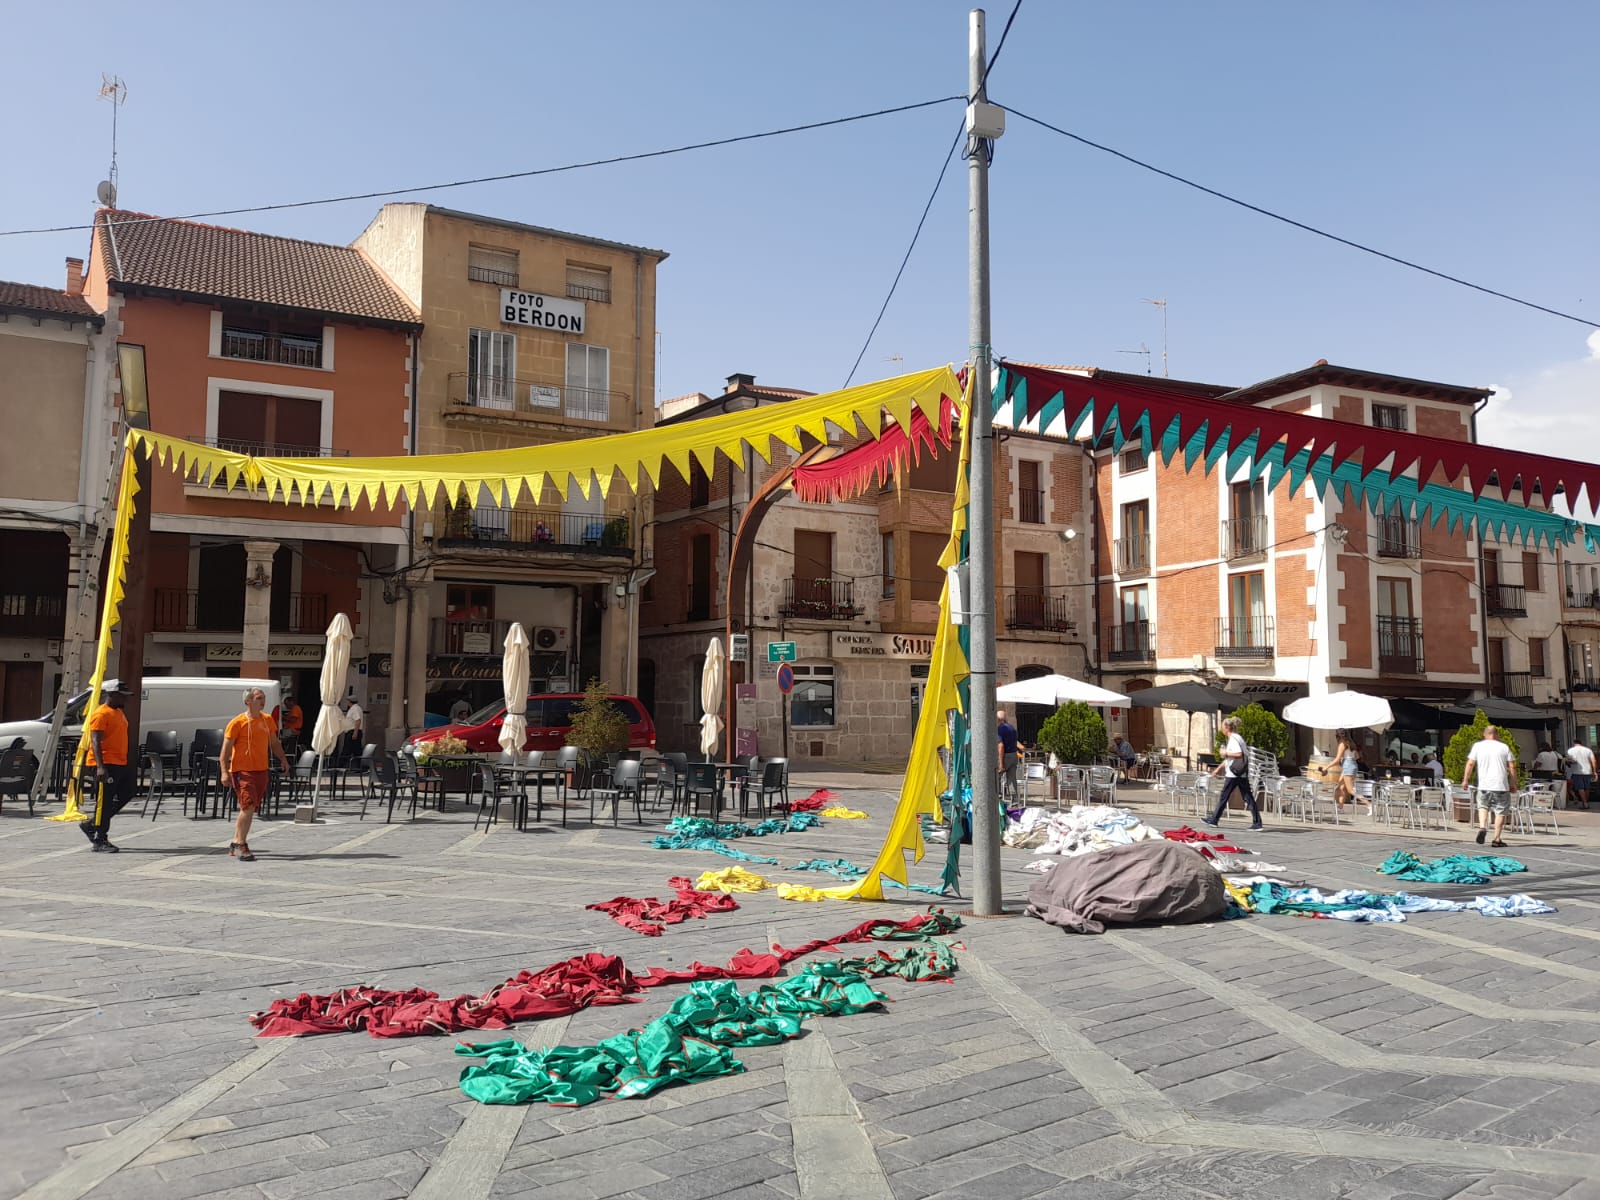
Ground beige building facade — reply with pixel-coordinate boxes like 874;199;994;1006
354;205;666;742
0;269;117;719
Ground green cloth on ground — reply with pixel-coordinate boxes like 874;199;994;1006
458;961;894;1107
1377;851;1528;884
789;857;944;896
646;834;778;863
670;814;822;839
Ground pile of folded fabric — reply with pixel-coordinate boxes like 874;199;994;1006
1004;805;1161;857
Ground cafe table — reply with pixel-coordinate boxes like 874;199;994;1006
493;762;568;829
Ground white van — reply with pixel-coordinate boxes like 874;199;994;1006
0;677;282;760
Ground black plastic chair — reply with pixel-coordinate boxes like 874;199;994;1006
679;762;722;819
761;757;791;813
743;760;788;819
475;762;524;831
588;757;643;826
0;743;40;816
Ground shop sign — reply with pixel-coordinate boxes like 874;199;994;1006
206;643;326;663
1233;681;1309;700
831;631;933;660
500;288;585;334
427;656;511;681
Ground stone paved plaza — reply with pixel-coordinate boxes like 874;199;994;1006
5;775;1600;1200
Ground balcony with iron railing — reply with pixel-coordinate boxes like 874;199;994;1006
1114;534;1150;577
220;327;323;369
1215;615;1274;660
566;281;611;303
1376;515;1422;558
781;578;859;621
1376;616;1425;675
437;507;632;556
1105;619;1154;662
1017;489;1044;524
1567;589;1600;611
198;436;351;461
152;589;327;634
1485;583;1527;617
1006;592;1074;633
1220;515;1267;561
0;593;65;638
446;373;626;425
1491;671;1534;701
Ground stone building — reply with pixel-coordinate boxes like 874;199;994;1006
353;206;666;743
639;373;1093;764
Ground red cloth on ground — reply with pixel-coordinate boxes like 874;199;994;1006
585;876;740;937
250;912;953;1039
786;789;836;813
1163;826;1224;843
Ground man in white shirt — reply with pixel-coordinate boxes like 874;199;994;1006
1567;740;1596;810
1462;725;1518;847
1533;744;1563;773
1423;753;1444;784
339;697;365;765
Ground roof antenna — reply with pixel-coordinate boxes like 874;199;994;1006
1142;297;1168;376
1116;343;1152;375
96;74;127;208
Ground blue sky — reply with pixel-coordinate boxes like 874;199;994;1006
3;2;1595;447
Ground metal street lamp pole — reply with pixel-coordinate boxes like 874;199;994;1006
966;8;1004;915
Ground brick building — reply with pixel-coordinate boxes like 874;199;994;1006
353;206;665;742
639;373;1093;763
83;210;420;734
0;271;117;718
1089;362;1496;766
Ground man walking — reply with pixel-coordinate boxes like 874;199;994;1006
82;679;137;852
1462;724;1519;847
996;709;1022;805
219;686;292;862
1566;738;1595;810
1203;716;1262;830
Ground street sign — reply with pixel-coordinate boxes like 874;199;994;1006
776;663;796;694
766;641;797;663
730;633;749;662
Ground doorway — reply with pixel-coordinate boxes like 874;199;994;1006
1126;678;1153;749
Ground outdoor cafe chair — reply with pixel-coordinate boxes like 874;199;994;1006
743;760;787;820
589;757;643;826
1513;785;1560;836
1412;786;1449;831
658;752;688;810
1054;765;1086;809
0;742;40;816
1086;765;1118;807
1022;761;1051;805
678;762;722;819
475;763;524;831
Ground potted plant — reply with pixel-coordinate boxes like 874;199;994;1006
600;517;629;550
566;680;629;785
1035;701;1108;766
417;733;472;793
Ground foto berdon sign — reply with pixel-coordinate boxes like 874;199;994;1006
831;631;933;660
501;289;585;333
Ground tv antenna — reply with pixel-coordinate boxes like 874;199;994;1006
1142;297;1168;376
97;74;127;207
1116;344;1152;375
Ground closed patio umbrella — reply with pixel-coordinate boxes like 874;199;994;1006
499;623;530;757
306;613;353;820
700;638;725;758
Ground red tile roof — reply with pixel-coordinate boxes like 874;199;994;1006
0;280;100;323
95;210;419;326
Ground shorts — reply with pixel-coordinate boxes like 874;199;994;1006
1477;789;1512;816
1571;774;1593;791
232;770;269;814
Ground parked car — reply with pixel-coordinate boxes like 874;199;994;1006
404;693;656;756
0;677;282;760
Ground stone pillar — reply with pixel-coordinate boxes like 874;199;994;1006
601;588;630;693
404;575;432;741
240;540;279;678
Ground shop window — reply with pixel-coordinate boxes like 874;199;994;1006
790;665;836;728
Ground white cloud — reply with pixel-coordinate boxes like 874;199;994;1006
1476;331;1600;457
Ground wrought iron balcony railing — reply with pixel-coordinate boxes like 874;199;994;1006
1006;592;1074;632
437;507;631;555
1376;516;1421;559
1485;584;1527;617
1491;671;1533;701
1376;616;1425;675
1215;615;1274;660
1105;619;1154;662
446;373;626;424
780;578;859;621
0;592;65;638
152;589;327;634
1115;535;1150;577
1220;515;1267;561
220;327;323;369
1018;488;1045;524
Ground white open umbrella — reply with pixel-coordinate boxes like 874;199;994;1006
305;612;352;821
1284;690;1394;732
700;638;725;758
996;674;1131;708
499;623;530;757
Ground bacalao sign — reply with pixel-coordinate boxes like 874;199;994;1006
831;631;934;660
501;289;585;334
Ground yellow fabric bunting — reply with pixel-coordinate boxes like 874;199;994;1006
775;883;832;902
818;806;869;820
693;867;775;894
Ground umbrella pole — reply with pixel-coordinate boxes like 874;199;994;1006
308;751;324;823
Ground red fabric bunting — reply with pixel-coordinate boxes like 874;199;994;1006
786;788;837;813
586;876;740;937
1163;826;1224;843
1000;363;1600;514
249;912;956;1039
791;395;957;503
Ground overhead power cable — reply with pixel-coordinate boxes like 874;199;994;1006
0;96;965;238
842;0;1024;387
1006;106;1598;330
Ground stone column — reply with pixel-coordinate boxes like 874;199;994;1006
601;587;630;693
240;540;279;678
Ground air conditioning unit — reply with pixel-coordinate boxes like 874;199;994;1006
534;626;569;652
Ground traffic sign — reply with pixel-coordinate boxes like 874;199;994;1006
766;640;797;663
776;663;796;694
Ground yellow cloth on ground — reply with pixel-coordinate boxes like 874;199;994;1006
818;806;868;820
694;867;775;894
775;883;832;902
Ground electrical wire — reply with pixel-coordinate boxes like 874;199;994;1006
840;0;1024;388
0;97;966;238
1005;105;1599;330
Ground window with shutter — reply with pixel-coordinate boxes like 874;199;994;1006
467;246;519;286
565;264;611;303
564;344;610;421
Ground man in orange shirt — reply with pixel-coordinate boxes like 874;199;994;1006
82;678;137;852
281;694;304;741
220;686;292;862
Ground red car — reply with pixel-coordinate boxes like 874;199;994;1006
404;693;656;755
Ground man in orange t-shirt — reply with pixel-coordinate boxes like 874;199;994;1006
220;686;292;862
82;678;137;852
